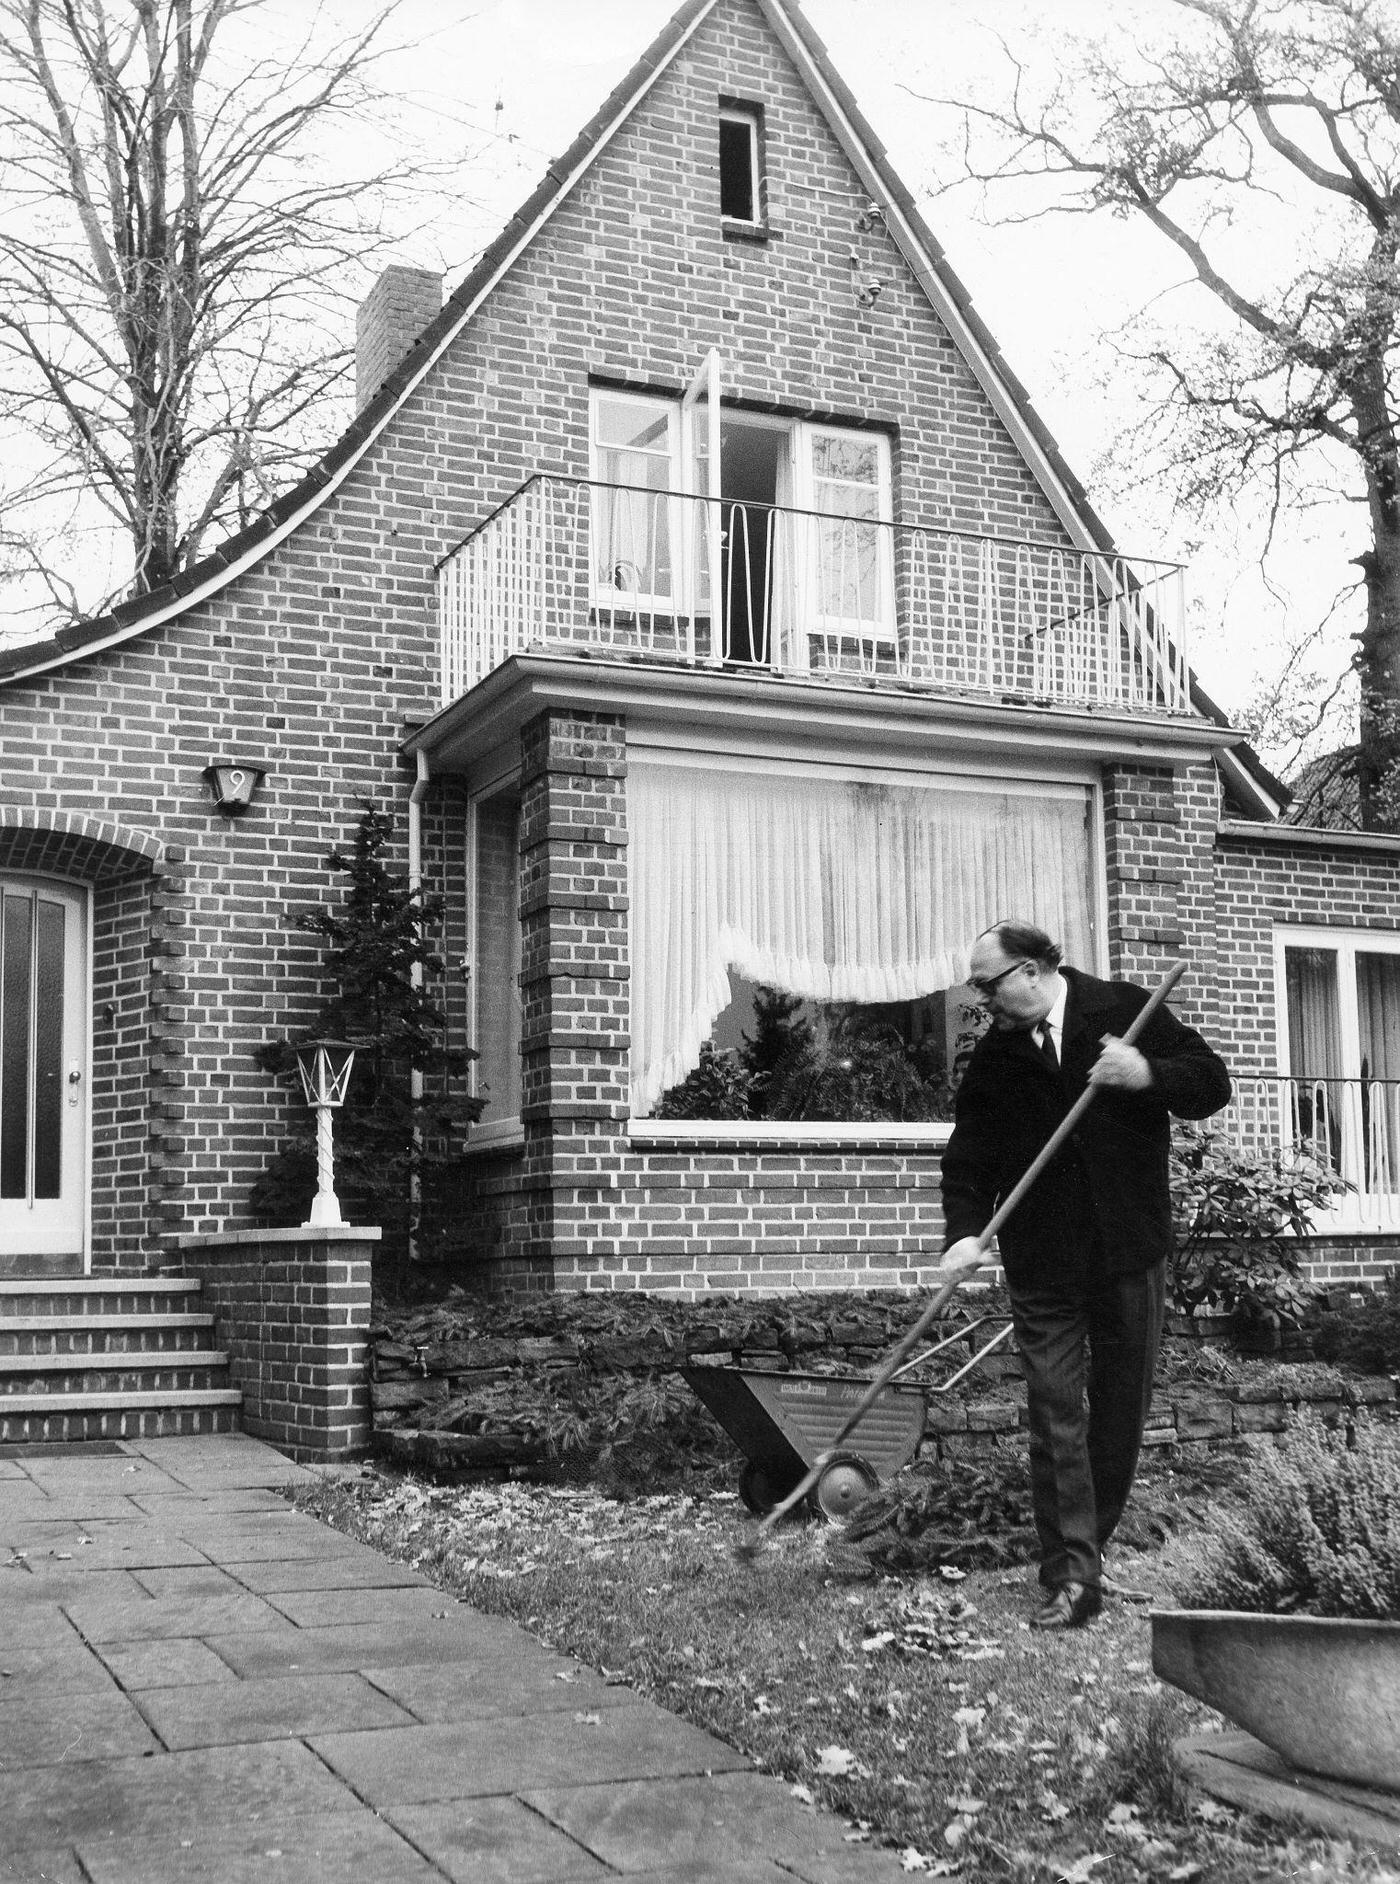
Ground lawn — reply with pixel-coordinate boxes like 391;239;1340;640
299;1444;1400;1884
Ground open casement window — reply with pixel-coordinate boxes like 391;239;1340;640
1277;928;1400;1207
590;366;895;674
629;757;1097;1124
719;104;763;228
471;790;522;1136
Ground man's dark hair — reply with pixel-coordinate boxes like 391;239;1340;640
982;919;1063;970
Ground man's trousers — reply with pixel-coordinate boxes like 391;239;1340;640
1007;1259;1167;1589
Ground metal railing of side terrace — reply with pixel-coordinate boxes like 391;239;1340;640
1223;1074;1400;1229
437;475;1191;715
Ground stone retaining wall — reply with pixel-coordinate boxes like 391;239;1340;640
370;1312;1398;1471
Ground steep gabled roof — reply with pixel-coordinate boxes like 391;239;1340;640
0;0;1285;818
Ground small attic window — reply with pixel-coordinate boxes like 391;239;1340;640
719;104;763;227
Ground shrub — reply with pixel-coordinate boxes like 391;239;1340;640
1173;1416;1400;1619
252;806;482;1277
1313;1269;1400;1375
1169;1127;1344;1338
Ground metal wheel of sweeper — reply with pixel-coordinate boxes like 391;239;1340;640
808;1451;879;1523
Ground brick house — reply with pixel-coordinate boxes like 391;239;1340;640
2;0;1399;1301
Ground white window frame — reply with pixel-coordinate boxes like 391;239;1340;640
791;423;895;660
1272;923;1400;1226
719;105;763;228
629;742;1106;1146
588;388;679;618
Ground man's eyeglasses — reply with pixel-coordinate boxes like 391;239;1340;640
968;959;1031;998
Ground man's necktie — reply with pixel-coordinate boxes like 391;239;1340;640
1035;1022;1058;1071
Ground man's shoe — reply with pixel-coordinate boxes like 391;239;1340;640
1030;1581;1102;1631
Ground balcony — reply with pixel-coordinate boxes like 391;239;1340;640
437;475;1191;716
1226;1075;1400;1230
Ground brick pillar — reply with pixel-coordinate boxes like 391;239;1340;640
517;710;629;1286
1102;760;1220;1034
175;1226;377;1461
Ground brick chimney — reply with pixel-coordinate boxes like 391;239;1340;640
355;265;443;412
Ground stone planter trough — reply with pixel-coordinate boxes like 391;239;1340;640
1151;1609;1400;1793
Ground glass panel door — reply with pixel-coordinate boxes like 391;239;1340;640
0;879;87;1262
793;426;894;672
1358;951;1400;1194
1283;944;1345;1176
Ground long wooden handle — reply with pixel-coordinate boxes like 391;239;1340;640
740;958;1187;1548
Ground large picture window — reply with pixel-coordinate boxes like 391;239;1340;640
1276;927;1400;1202
629;758;1096;1124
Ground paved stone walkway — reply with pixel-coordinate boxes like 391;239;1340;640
0;1434;910;1882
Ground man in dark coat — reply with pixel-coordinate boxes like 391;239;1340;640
939;920;1231;1630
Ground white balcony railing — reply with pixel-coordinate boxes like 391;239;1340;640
437;475;1190;714
1224;1074;1400;1230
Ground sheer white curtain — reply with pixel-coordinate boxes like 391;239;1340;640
629;762;1094;1115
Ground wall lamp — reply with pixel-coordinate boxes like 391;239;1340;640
202;758;268;816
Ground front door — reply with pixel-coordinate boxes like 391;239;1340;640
0;878;88;1266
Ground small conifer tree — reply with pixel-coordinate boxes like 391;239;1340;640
252;806;482;1274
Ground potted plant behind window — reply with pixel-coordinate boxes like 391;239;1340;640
1150;1415;1400;1792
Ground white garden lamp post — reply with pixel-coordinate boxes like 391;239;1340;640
293;1039;357;1228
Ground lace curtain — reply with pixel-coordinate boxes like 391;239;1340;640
629;762;1094;1115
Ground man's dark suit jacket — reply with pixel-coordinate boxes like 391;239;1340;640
940;967;1231;1289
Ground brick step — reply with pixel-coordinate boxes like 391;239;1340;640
0;1399;241;1445
0;1352;230;1394
0;1277;203;1319
0;1314;216;1356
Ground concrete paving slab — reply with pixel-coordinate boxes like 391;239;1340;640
1175;1729;1400;1853
155;1464;318;1493
1;1523;208;1570
134;1672;418;1749
260;1585;463;1628
0;1741;356;1857
0;1632;121;1695
130;1489;298;1520
0;1690;162;1768
76;1808;445;1884
207;1613;527;1678
521;1771;914;1882
310;1703;749;1808
130;1565;249;1600
62;1590;287;1643
0;1846;86;1882
167;1524;346;1564
0;1459;30;1478
227;1552;431;1594
14;1499;160;1525
93;1638;239;1691
2;1569;147;1613
384;1797;611;1882
363;1655;641;1724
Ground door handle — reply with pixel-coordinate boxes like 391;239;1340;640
67;1060;82;1106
